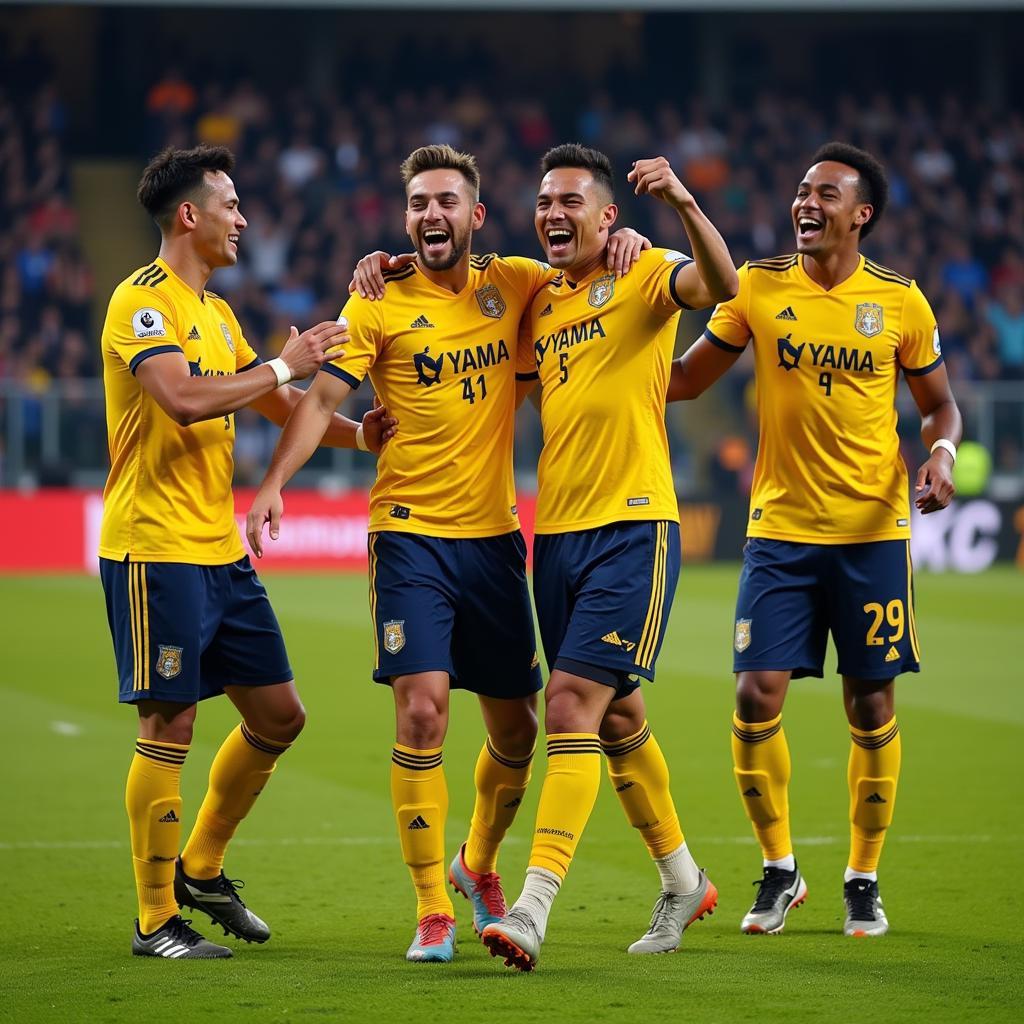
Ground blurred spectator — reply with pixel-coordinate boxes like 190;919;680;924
985;286;1024;378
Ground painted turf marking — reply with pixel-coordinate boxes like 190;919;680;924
0;834;1012;852
50;721;82;736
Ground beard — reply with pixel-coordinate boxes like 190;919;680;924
416;227;471;271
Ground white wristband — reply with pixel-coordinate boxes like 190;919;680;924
355;424;369;452
267;357;292;388
930;438;957;463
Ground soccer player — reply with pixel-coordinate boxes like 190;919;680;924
664;142;962;937
101;144;393;959
480;144;738;972
248;145;648;964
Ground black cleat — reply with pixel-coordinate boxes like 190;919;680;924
741;864;808;934
131;915;232;959
174;858;271;943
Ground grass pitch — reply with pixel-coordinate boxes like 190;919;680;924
2;566;1022;1022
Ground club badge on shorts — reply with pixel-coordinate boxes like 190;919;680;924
156;645;183;679
383;620;406;655
734;618;752;653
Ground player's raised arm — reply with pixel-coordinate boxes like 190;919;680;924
246;369;354;557
628;156;738;308
136;320;347;426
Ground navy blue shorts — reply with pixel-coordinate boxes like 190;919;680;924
733;538;921;680
533;521;681;699
100;556;292;704
368;530;542;699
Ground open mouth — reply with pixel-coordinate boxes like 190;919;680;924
227;234;240;250
546;228;574;255
796;216;824;243
421;228;451;254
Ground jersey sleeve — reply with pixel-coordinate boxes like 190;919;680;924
516;304;540;381
634;247;697;318
321;293;383;389
105;286;181;374
899;282;944;376
703;263;752;353
223;305;261;372
503;255;557;303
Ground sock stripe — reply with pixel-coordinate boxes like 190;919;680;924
732;721;782;744
547;740;603;757
601;722;652;758
486;737;534;770
135;741;188;765
391;748;443;770
851;720;899;749
240;722;290;756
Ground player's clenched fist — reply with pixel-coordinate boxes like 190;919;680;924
628;157;694;210
277;319;349;380
246;486;284;559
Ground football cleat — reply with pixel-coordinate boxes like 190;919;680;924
741;864;808;934
131;915;232;959
481;910;543;972
843;878;889;937
448;844;507;935
406;913;457;962
174;858;270;943
627;870;718;954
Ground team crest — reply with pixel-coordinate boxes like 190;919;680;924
383;620;406;655
156;645;183;680
220;323;235;353
734;619;752;653
476;284;506;319
854;303;884;338
589;274;615;309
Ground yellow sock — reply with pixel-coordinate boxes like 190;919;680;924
391;744;452;919
126;738;189;934
528;733;602;880
180;723;290;880
603;721;684;858
464;737;533;875
848;717;901;873
731;712;792;861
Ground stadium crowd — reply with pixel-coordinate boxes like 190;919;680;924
2;71;1022;478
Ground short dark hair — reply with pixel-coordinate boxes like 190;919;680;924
400;144;480;200
137;145;236;231
809;141;888;239
540;143;615;201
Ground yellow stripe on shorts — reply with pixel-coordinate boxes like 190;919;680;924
636;522;669;669
905;541;921;662
368;535;379;670
139;564;150;690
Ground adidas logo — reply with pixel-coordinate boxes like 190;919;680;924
866;792;888;804
539;303;553;317
885;646;900;663
615;781;635;793
743;787;762;797
187;325;201;340
503;797;522;809
775;306;797;321
158;809;179;823
407;815;430;830
601;631;636;652
410;314;435;328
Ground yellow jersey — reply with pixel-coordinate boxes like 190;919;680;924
328;254;551;538
704;254;943;544
99;257;260;564
527;246;693;533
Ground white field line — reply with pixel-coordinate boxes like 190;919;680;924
50;721;82;736
0;833;1013;852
